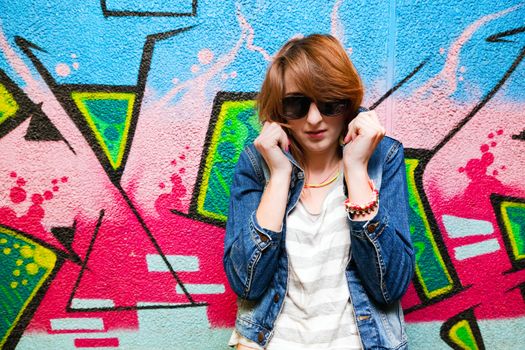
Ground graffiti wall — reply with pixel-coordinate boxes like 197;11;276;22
0;0;524;349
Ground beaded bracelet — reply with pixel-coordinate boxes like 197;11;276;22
344;180;379;216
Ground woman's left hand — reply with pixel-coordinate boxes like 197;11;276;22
342;110;386;171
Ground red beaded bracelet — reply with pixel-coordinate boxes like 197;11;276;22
344;180;379;216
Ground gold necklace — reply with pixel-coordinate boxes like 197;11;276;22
304;171;340;188
304;163;341;189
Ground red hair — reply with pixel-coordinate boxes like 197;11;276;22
257;34;364;166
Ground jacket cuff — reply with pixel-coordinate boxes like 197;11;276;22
347;203;388;241
250;211;282;250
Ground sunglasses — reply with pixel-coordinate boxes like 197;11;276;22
282;95;349;120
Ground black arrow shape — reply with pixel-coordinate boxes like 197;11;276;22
486;26;525;43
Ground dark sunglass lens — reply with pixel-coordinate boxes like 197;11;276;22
318;101;348;116
283;96;310;119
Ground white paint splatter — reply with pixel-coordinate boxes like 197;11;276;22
55;63;71;77
198;48;214;65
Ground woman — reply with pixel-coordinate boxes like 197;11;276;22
223;34;414;350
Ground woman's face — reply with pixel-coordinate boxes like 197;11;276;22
283;69;346;158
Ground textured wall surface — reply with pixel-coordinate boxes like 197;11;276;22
0;1;524;349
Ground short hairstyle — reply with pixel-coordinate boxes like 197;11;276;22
257;34;364;166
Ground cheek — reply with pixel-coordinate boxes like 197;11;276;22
331;118;347;135
287;120;303;134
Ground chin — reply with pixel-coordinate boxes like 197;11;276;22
302;141;338;155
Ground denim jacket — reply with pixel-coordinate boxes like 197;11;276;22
223;135;415;350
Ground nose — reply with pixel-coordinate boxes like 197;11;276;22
306;102;323;124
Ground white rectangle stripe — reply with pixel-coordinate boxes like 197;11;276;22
70;298;115;309
50;318;104;331
442;215;494;238
454;239;501;260
146;254;199;272
176;284;225;294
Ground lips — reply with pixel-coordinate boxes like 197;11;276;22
305;130;326;139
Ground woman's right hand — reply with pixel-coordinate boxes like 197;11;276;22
253;122;292;176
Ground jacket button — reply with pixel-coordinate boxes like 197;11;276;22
258;331;264;342
367;222;378;233
259;232;269;242
273;293;280;303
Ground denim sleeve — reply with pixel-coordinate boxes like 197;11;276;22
223;148;284;301
348;141;415;305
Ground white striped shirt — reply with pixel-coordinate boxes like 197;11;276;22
267;175;361;350
229;175;362;349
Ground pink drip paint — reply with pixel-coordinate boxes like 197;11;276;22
32;193;44;205
1;173;71;252
154;171;187;216
10;187;26;203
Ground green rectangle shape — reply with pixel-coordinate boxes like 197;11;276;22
405;159;455;299
501;202;525;261
0;83;19;125
0;227;57;348
197;100;260;222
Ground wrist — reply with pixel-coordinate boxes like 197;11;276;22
269;170;292;184
343;161;368;176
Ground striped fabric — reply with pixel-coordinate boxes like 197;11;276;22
267;175;361;350
229;175;362;349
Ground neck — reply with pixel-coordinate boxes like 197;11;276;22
304;148;341;175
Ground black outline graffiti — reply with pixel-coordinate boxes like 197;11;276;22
15;25;196;184
486;26;525;43
402;148;464;313
24;103;64;142
370;58;430;110
506;281;525;304
440;307;485;350
397;27;525;313
0;70;75;154
50;221;82;265
100;0;197;18
51;82;139;181
511;130;525;141
65;207;207;312
175;91;258;227
491;194;525;271
433;46;525;155
8;26;206;319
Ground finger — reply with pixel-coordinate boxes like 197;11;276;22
344;118;357;143
344;121;358;144
278;128;290;152
274;121;292;129
353;113;384;137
